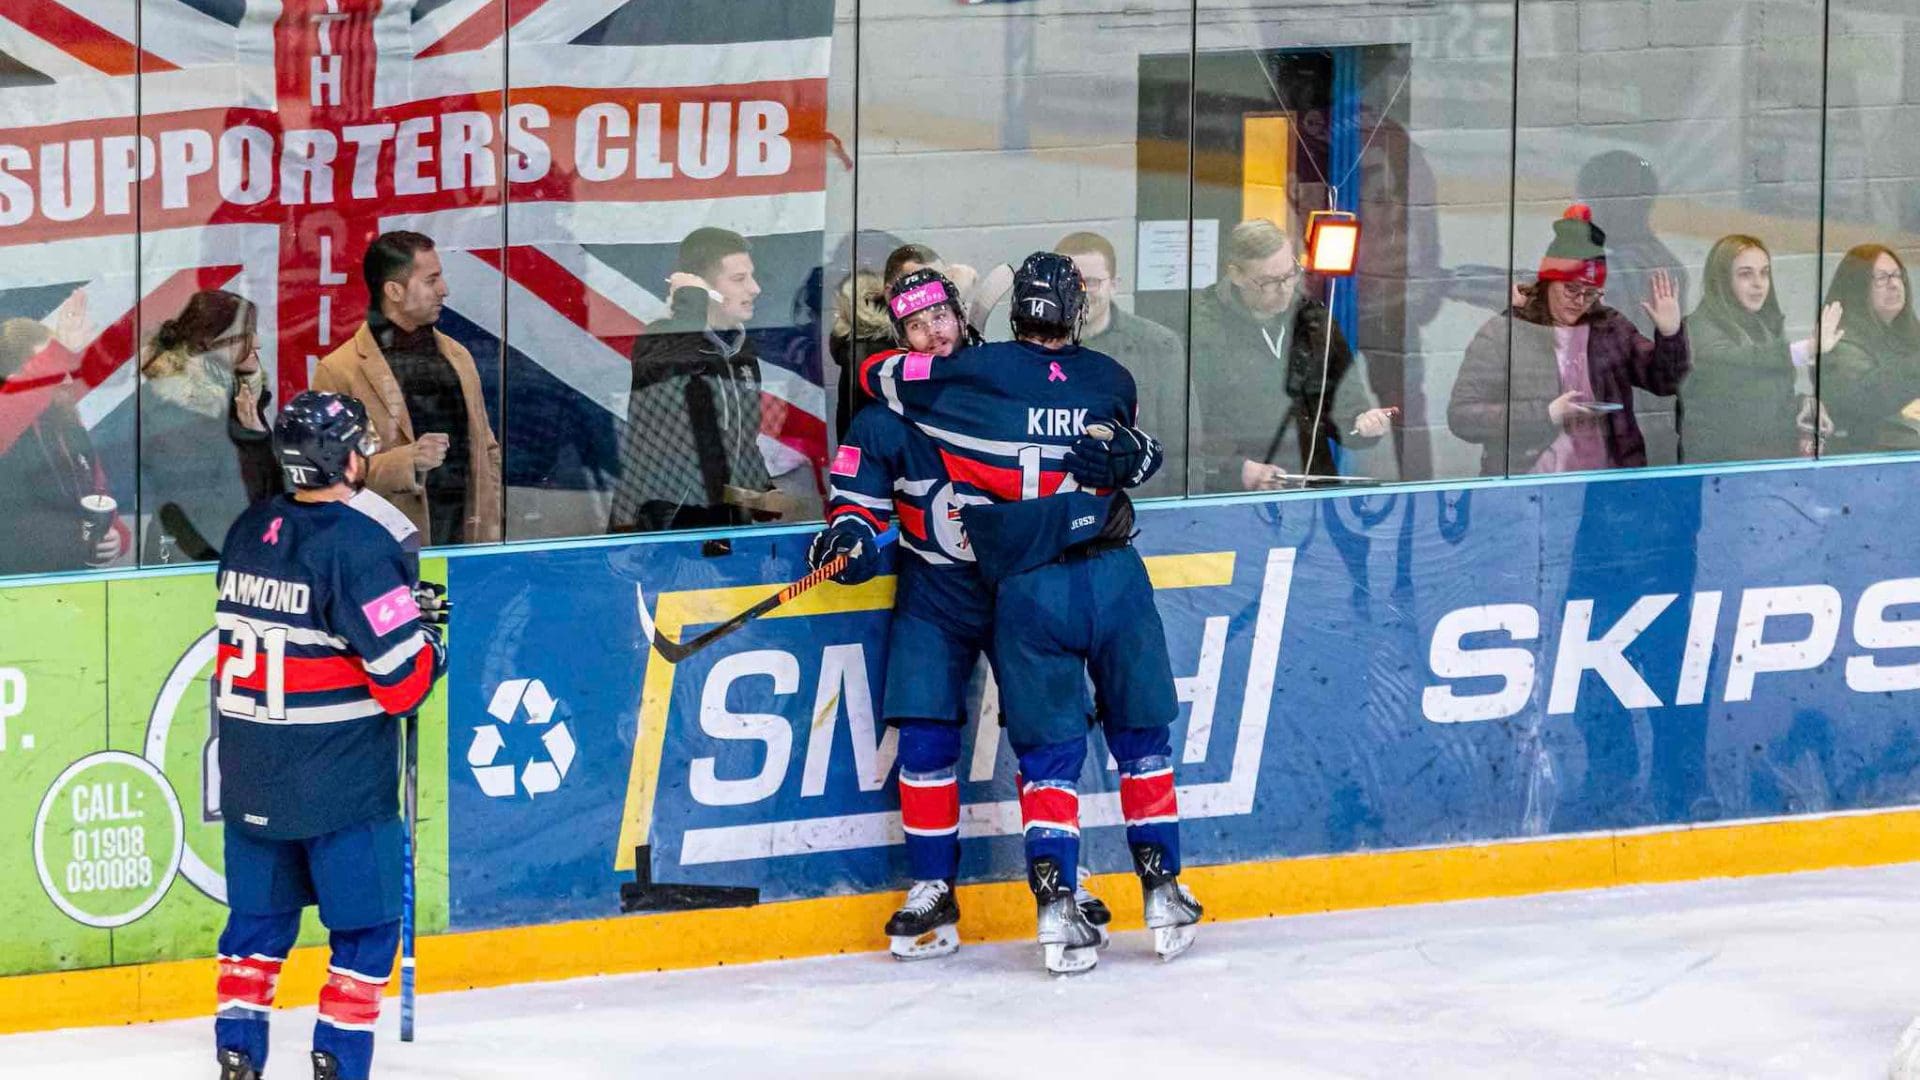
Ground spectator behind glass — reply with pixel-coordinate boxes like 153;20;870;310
1681;236;1841;464
830;270;892;441
1189;218;1394;492
0;303;132;575
139;290;281;562
1449;205;1689;475
610;226;789;533
315;230;503;545
1576;152;1690;465
883;242;1013;336
1819;245;1920;453
1053;230;1185;498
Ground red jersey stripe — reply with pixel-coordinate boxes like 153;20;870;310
368;648;436;716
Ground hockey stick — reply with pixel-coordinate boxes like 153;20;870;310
399;712;418;1042
645;529;897;664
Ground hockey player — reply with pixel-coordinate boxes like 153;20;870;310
813;268;1109;959
212;391;447;1080
859;252;1201;974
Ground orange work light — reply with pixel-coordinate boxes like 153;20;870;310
1304;210;1361;277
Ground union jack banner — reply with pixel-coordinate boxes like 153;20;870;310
0;0;835;505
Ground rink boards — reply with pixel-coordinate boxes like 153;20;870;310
7;456;1920;1028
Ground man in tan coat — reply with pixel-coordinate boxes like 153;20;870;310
315;231;501;545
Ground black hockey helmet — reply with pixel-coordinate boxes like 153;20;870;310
273;390;378;489
885;267;967;342
1010;251;1086;344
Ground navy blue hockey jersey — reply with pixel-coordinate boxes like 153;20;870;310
858;341;1158;576
213;492;440;840
826;402;995;624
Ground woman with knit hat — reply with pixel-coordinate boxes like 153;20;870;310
1682;235;1840;463
1448;204;1690;475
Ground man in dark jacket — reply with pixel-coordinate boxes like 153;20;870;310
1189;219;1393;493
609;227;776;533
1055;231;1187;497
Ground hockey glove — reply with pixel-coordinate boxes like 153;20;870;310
1064;423;1161;489
412;581;450;627
807;518;882;586
421;622;449;680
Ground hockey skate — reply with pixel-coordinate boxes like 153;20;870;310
885;879;961;960
1133;843;1202;961
217;1048;259;1080
1075;865;1112;947
311;1050;341;1080
1031;858;1100;975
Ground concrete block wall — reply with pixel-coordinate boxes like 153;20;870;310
834;0;1919;483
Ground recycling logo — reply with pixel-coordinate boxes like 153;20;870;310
469;678;576;798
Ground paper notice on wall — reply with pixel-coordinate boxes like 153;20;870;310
1135;219;1218;291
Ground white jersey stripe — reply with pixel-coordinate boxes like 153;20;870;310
363;631;428;678
910;418;1071;462
829;489;890;512
222;698;388;726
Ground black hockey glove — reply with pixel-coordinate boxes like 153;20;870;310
421;622;448;679
807;518;882;586
412;581;450;626
1064;423;1161;489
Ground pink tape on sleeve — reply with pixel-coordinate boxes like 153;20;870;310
361;585;420;636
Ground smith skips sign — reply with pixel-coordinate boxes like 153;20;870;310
8;460;1920;969
0;569;452;978
445;460;1920;932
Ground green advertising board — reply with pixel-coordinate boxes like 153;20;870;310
0;566;449;978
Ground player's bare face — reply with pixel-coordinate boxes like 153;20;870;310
391;250;449;330
903;306;960;356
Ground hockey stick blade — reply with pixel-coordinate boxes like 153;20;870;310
649;529;897;664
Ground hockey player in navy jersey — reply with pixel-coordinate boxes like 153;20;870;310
860;252;1201;974
211;391;446;1080
814;268;1110;959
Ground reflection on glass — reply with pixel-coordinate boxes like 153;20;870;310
856;2;1194;492
1573;152;1689;467
503;1;842;541
0;9;139;577
1056;232;1186;499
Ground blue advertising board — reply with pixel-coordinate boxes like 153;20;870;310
446;460;1920;932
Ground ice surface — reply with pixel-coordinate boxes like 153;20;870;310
6;864;1920;1078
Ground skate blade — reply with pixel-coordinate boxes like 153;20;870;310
1044;942;1098;975
889;923;960;961
1152;923;1197;962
